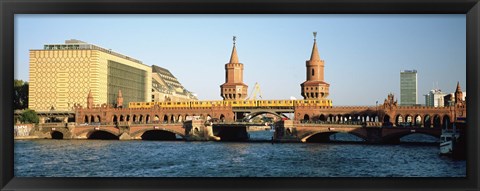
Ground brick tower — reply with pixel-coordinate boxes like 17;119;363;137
220;36;248;100
87;90;93;109
116;89;123;108
301;32;331;104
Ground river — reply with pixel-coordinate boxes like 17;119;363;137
14;131;466;177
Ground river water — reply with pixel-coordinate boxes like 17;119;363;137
14;131;466;177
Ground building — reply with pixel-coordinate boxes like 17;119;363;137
151;65;197;102
424;89;446;107
400;70;418;106
220;36;248;100
300;32;332;106
29;39;152;111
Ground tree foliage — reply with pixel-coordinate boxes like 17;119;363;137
20;109;39;124
14;79;29;110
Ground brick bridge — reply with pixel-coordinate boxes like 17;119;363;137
275;121;442;143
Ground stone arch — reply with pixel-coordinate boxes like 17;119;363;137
84;115;88;123
87;130;119;140
51;131;64;139
126;115;130;122
170;115;175;123
178;115;183;123
423;115;431;128
319;114;326;121
219;114;225;121
405;115;413;126
443;115;451;129
146;115;150;123
163;115;169;123
383;114;391;125
112;115;118;123
133;115;137;123
139;115;144;123
119;115;124;122
395;115;403;127
244;111;287;122
433;115;441;128
140;130;180;140
303;114;310;122
414;115;422;127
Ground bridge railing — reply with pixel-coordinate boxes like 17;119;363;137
299;120;365;126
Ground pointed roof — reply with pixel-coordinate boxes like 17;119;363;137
310;32;320;61
229;36;239;63
456;81;462;92
117;89;123;98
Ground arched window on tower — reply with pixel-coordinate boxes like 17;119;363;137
312;69;315;76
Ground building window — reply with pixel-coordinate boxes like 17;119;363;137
312;69;315;76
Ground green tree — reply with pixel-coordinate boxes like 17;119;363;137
14;79;29;110
19;109;39;124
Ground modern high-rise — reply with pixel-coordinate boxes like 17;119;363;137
400;70;417;106
29;39;152;111
424;89;445;107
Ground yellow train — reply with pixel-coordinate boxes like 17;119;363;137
128;99;332;109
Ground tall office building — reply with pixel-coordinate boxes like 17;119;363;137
424;89;445;107
400;70;418;106
29;39;152;111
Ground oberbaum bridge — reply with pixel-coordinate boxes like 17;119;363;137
32;34;467;143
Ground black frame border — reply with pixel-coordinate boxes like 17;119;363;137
1;0;479;191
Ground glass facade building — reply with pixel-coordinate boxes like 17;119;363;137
29;39;151;111
400;70;418;106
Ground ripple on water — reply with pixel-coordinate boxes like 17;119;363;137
14;139;466;177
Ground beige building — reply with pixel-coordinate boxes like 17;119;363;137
29;39;152;111
151;65;197;102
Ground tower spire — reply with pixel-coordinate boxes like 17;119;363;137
229;36;239;63
456;81;462;92
310;32;320;61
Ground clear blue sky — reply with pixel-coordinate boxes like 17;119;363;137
14;14;466;106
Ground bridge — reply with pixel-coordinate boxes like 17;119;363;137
276;121;442;144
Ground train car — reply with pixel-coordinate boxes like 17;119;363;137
161;101;190;108
257;100;294;107
294;100;332;107
191;101;214;108
226;100;257;107
128;102;155;109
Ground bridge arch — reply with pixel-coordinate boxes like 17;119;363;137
303;114;310;122
395;115;403;127
140;130;181;140
244;111;288;122
51;131;64;139
433;115;441;128
87;130;119;140
382;131;440;143
383;114;391;125
414;115;422;126
424;115;431;128
303;131;367;143
443;115;451;128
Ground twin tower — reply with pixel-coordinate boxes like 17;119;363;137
220;33;330;102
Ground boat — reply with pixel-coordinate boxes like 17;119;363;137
439;128;460;155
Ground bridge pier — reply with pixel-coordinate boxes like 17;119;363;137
274;120;301;142
184;119;211;141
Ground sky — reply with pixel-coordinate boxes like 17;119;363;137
14;14;466;106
